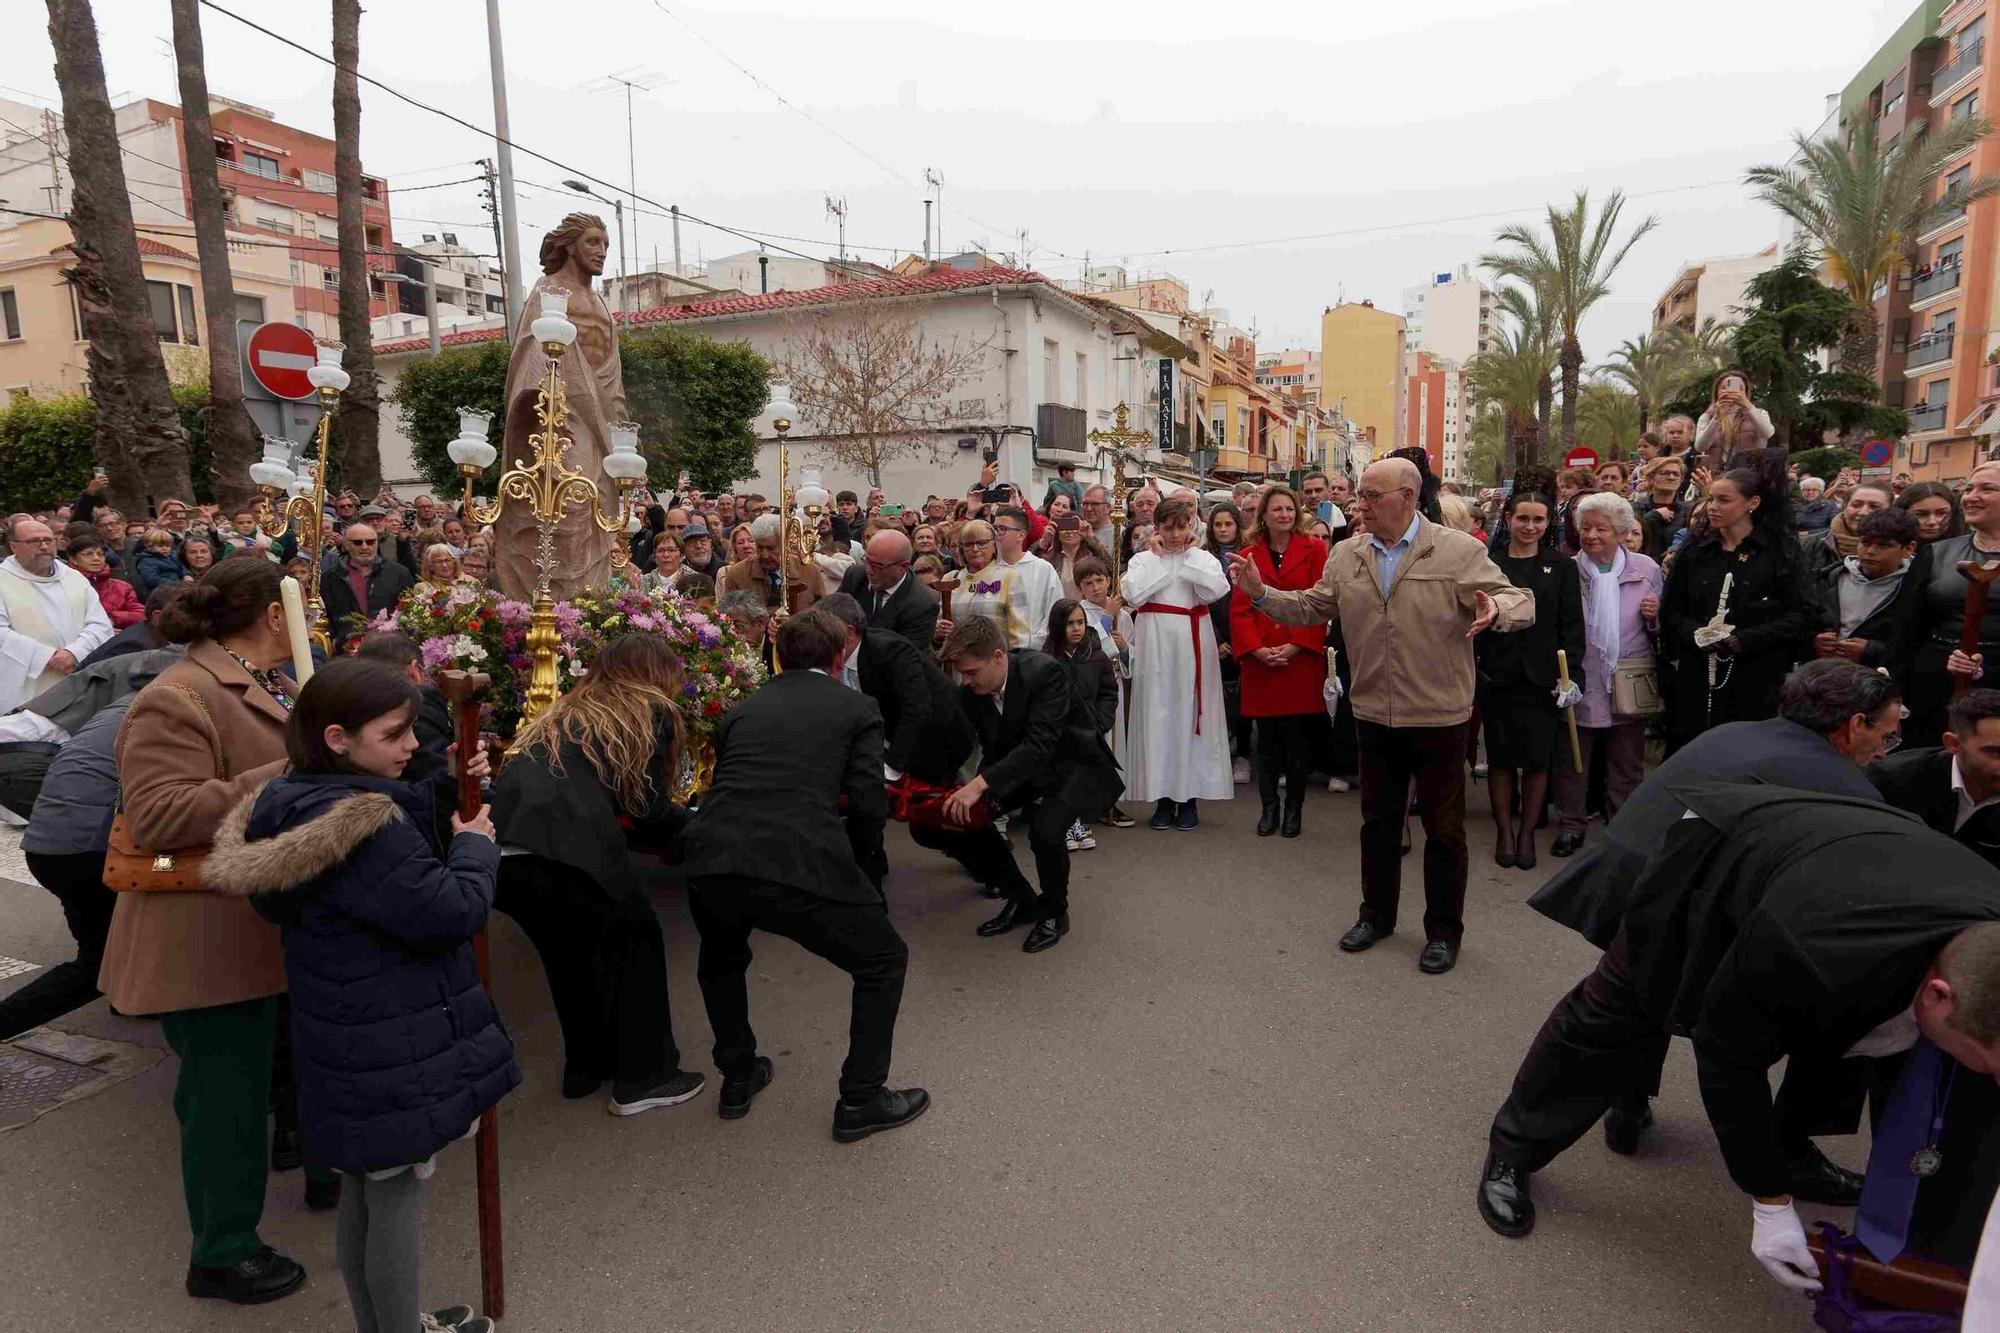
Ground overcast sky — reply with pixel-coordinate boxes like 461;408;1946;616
4;0;1918;357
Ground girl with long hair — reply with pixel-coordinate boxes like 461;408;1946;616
1042;598;1120;851
490;634;704;1115
1899;462;2000;747
1897;481;1964;545
1202;502;1251;784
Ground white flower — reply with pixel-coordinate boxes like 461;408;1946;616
450;634;488;663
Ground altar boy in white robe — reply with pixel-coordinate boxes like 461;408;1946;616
1120;496;1232;830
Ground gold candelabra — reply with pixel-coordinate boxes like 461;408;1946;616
251;344;348;652
767;386;825;653
451;288;647;725
1087;401;1153;584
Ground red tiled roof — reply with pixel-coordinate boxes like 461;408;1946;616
50;236;198;263
375;265;1052;356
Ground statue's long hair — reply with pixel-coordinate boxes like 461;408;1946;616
539;212;609;275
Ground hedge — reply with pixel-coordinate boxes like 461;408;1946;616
0;385;213;513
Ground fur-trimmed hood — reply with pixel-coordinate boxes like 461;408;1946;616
203;776;409;903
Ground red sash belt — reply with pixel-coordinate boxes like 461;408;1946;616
1136;602;1207;735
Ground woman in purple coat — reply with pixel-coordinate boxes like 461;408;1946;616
1550;492;1664;858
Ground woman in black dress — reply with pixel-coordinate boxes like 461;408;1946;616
1896;461;2000;748
1657;459;1821;753
1478;491;1584;870
1202;503;1250;785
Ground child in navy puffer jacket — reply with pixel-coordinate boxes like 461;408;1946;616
204;657;514;1333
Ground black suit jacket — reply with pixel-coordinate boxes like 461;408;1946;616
1478;554;1585;690
682;670;887;904
1617;783;2000;1198
962;649;1121;817
839;566;938;653
494;727;687;902
1871;745;2000;866
855;629;973;785
1529;717;1880;947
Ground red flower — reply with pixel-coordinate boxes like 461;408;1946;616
704;698;723;716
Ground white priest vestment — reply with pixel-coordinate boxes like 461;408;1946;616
0;556;113;714
1120;547;1232;803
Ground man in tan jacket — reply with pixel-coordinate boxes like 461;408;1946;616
1229;457;1532;975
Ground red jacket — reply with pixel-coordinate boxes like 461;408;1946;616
1229;534;1329;717
82;564;146;629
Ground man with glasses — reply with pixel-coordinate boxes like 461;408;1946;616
0;517;112;715
1080;486;1116;554
317;523;414;632
991;507;1063;645
837;530;936;651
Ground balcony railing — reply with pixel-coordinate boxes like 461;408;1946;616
1913;263;1964;302
1036;402;1086;453
1909;400;1950;432
1909;331;1957;368
1933;38;1986;99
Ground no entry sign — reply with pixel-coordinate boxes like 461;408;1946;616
1564;446;1599;469
245;322;320;401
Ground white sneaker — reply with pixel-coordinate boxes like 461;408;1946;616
1064;819;1096;851
1472;762;1489;779
1327;776;1352;793
1231;757;1252;785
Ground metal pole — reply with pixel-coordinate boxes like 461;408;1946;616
485;0;526;335
624;81;639;276
424;261;439;358
923;200;931;260
670;205;682;275
480;158;507;313
613;198;629;322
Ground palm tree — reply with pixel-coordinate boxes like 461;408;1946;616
1464;311;1550;473
1577;382;1641;456
170;0;258;508
47;0;194;510
1600;331;1684;434
1748;115;2000;374
331;0;382;492
1462;412;1506;486
1483;189;1658;452
1494;283;1556;439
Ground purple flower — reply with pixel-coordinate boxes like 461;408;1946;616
419;636;454;668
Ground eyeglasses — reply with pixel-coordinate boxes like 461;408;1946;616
1356;488;1409;504
866;556;910;571
993;525;1024;536
349;538;377;547
960;538;994;549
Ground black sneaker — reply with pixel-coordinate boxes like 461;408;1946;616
832;1087;932;1143
1148;799;1175;830
608;1069;706;1116
719;1056;775;1120
428;1307;475;1330
185;1246;307;1305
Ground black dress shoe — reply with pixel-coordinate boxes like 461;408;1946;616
1494;833;1517;869
1550;833;1583;858
832;1086;932;1143
976;900;1031;937
1256;800;1280;837
1477;1153;1535;1238
304;1176;341;1212
186;1247;308;1304
1338;920;1389;953
561;1064;608;1100
1785;1143;1865;1207
1149;799;1176;830
269;1127;303;1172
1280;800;1303;838
1514;833;1536;871
1023;912;1069;953
1417;940;1458;974
1602;1094;1653;1156
719;1056;774;1120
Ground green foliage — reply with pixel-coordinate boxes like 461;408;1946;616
1576;383;1640;454
1788;445;1864;480
392;328;770;498
0;396;96;512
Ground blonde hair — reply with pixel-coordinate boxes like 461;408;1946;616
510;634;687;815
1245;483;1307;547
1437;492;1479;534
143;527;176;552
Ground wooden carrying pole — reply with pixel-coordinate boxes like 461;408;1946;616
1953;560;2000;698
434;668;503;1319
1555;649;1582;774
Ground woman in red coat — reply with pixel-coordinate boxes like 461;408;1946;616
1229;483;1328;838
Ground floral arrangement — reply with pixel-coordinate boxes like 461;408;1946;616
358;581;766;741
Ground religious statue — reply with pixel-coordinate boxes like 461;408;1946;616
495;212;627;601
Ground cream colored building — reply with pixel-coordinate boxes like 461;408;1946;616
1320;300;1406;455
0;216;296;400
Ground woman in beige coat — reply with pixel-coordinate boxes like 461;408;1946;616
99;557;309;1306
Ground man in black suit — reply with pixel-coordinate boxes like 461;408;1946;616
914;615;1122;954
680;610;930;1143
317;523;414;636
1526;660;1902;1169
1479;783;2000;1297
815;594;976;887
837;530;938;652
1812;504;1920;679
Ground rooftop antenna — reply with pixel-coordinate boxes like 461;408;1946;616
824;193;848;261
924;167;944;256
584;69;672;275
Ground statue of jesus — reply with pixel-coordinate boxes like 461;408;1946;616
494;212;628;601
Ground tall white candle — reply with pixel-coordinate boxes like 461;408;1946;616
280;576;315;686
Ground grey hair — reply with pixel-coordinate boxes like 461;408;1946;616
1574;491;1639;536
424;543;459;566
1777;660;1901;736
1800;475;1826;493
816;591;866;634
748;513;783;542
717;590;769;623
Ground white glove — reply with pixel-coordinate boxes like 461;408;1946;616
1750;1200;1823;1294
1552;682;1582;710
1693;619;1735;651
1323;674;1343;721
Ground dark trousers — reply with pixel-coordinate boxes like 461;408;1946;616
909;795;1074;916
1551;721;1647;840
688;875;908;1103
494;856;680;1086
0;849;113;1040
1491;932;1862;1173
158;996;277;1268
1356;720;1468;943
1256;715;1314;804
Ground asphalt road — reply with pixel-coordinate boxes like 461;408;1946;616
0;782;1838;1332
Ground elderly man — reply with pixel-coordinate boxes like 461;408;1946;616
837;530;937;651
1080;485;1116;553
718;513;813;614
0;517;113;718
1795;475;1841;534
317;523;415;632
1229;457;1532;975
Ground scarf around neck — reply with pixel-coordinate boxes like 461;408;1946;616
1578;546;1626;695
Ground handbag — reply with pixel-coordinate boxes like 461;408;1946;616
103;684;224;893
1610;656;1663;718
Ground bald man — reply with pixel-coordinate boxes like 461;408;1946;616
319;522;415;629
1230;458;1532;975
838;528;938;652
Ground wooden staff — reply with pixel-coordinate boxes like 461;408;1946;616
434;668;503;1320
1555;649;1583;774
1953;560;2000;698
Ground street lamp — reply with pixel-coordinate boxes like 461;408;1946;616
561;179;629;322
252;341;349;646
373;268;439;357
